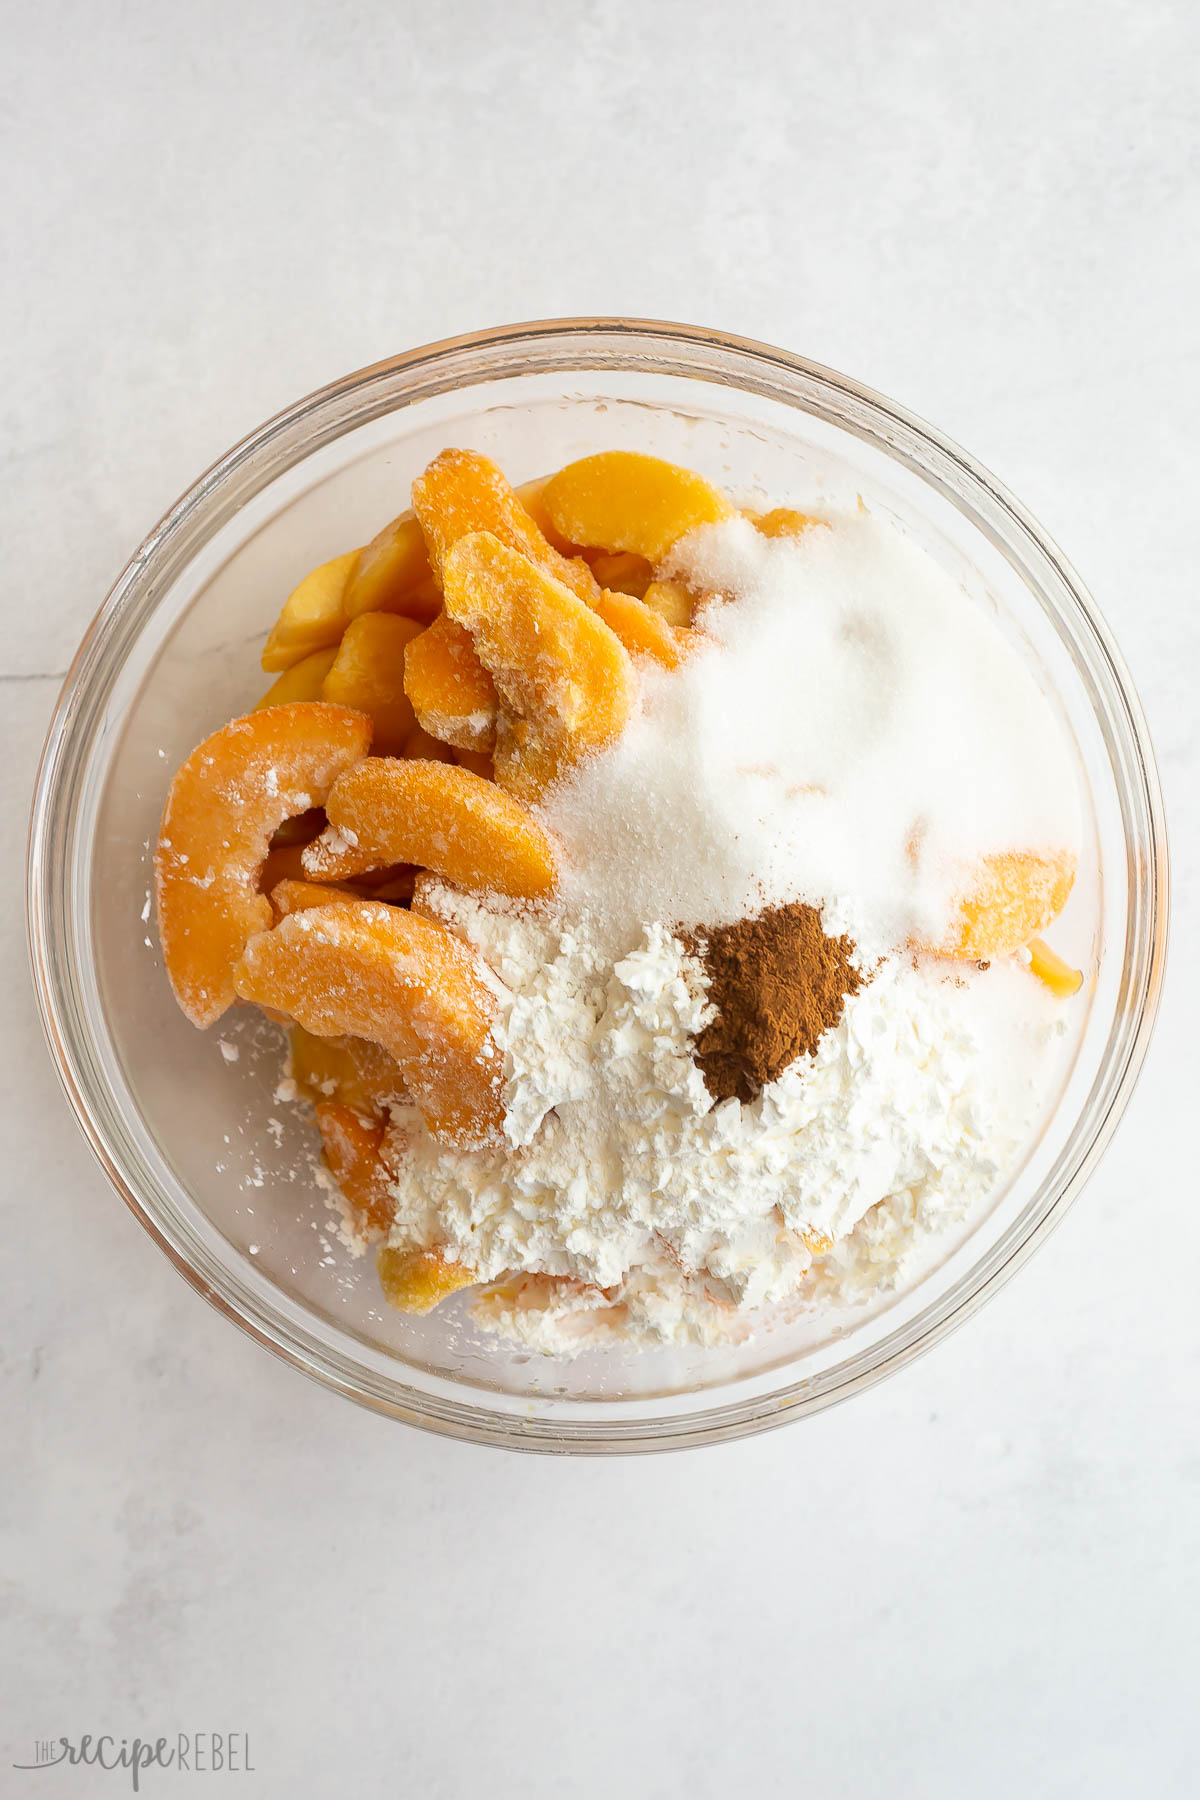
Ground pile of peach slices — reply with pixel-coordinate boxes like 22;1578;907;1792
155;448;1082;1319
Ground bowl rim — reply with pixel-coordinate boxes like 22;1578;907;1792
26;316;1171;1453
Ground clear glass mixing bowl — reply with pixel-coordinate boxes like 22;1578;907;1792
26;320;1169;1452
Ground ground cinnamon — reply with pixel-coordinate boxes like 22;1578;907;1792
688;902;866;1102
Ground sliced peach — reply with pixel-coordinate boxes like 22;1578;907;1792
594;589;686;669
320;613;423;757
255;646;339;710
641;577;696;627
233;901;504;1147
156;703;372;1027
1027;937;1084;997
755;507;823;538
315;1101;395;1237
934;851;1077;960
304;757;557;898
260;549;360;673
401;722;455;763
587;550;653;598
403;613;498;752
289;1025;406;1112
442;532;636;801
412;448;598;604
377;1244;477;1314
259;840;311;894
541;451;733;563
516;476;582;555
268;876;365;920
452;746;495;781
342;511;439;623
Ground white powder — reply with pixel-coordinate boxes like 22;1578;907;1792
386;893;1064;1347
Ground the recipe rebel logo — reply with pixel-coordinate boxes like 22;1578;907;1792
12;1734;255;1789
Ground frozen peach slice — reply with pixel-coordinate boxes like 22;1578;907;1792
936;851;1077;960
268;876;365;920
541;451;733;563
255;646;339;710
1027;937;1084;998
641;577;696;628
587;550;653;598
342;512;439;623
233;901;504;1147
442;532;636;801
304;757;557;898
156;703;372;1027
259;839;311;894
289;1025;406;1112
315;1101;395;1237
377;1244;477;1315
594;589;686;669
412;448;598;603
755;506;823;538
403;613;498;752
260;549;360;673
320;612;423;757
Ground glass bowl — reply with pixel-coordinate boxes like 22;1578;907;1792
27;319;1168;1453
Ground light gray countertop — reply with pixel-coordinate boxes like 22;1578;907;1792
3;3;1196;1794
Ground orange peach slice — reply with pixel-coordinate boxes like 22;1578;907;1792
233;901;504;1147
936;851;1076;960
403;612;498;752
442;532;636;801
452;746;495;781
377;1244;477;1314
320;612;423;757
1027;937;1084;997
304;757;557;898
587;550;653;598
641;578;696;628
401;722;455;763
594;589;686;669
260;549;360;673
342;512;440;624
268;876;365;920
315;1101;395;1237
541;451;733;563
412;448;598;604
755;507;823;538
255;646;339;710
289;1025;406;1112
156;703;372;1027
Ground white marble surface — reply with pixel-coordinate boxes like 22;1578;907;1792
3;3;1197;1794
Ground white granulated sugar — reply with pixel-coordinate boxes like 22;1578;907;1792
537;512;1081;957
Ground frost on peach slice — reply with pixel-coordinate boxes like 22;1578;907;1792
156;702;373;1028
303;756;557;898
315;1100;396;1238
594;589;689;669
412;449;598;603
376;1244;477;1315
233;901;504;1148
936;851;1077;959
289;1025;406;1113
260;550;360;673
442;532;636;801
255;646;339;710
541;451;733;564
403;612;498;752
320;612;423;756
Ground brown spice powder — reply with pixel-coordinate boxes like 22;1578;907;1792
687;901;866;1103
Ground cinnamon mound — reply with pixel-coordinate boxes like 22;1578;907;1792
688;902;865;1102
